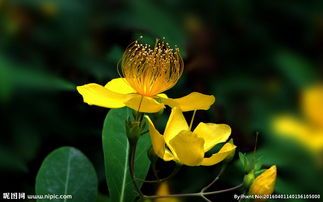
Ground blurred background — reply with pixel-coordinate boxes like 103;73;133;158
1;0;323;201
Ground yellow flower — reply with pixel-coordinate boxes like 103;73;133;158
274;115;323;153
249;165;277;201
273;84;323;154
302;84;323;128
76;40;215;113
155;182;180;202
145;107;236;166
121;40;183;97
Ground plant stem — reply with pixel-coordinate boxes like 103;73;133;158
136;95;144;116
152;161;160;180
128;140;144;198
143;183;244;199
135;164;182;183
201;164;227;192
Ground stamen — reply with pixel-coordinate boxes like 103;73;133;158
121;39;184;97
137;95;144;113
189;110;197;130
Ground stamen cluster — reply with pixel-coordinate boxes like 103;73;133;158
121;39;184;97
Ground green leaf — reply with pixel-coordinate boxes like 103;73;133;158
36;147;98;202
238;152;246;170
102;108;151;202
96;193;110;202
255;169;267;176
254;157;263;171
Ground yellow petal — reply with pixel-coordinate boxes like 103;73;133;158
163;150;175;161
155;183;180;202
154;93;168;103
249;165;277;197
302;84;323;128
76;83;127;108
274;115;309;137
193;122;231;152
157;93;168;99
125;94;165;113
104;78;136;94
169;130;205;166
145;115;172;160
164;107;189;145
273;115;323;153
200;143;236;166
162;92;215;112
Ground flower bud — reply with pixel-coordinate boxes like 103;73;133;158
125;119;143;142
244;170;255;188
249;165;277;200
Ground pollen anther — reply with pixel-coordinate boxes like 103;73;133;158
121;39;184;97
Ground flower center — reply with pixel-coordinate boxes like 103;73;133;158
120;39;184;97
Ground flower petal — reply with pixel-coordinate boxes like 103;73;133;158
249;165;277;196
157;93;168;99
76;83;127;108
273;115;323;152
163;150;175;161
104;78;136;94
302;84;323;128
193;122;231;152
162;92;215;112
164;107;189;145
169;130;205;166
200;143;236;166
145;115;174;161
125;94;165;113
155;183;179;202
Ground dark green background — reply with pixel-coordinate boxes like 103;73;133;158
1;0;323;201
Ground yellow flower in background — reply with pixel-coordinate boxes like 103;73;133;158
155;183;180;202
77;40;215;113
274;115;323;153
249;165;277;201
302;84;323;128
145;107;236;166
273;84;323;155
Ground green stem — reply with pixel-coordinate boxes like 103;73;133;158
135;164;182;183
152;161;160;180
201;164;227;192
128;140;144;198
143;183;243;199
253;132;259;163
136;96;144;116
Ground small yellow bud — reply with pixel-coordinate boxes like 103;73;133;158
249;165;277;201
